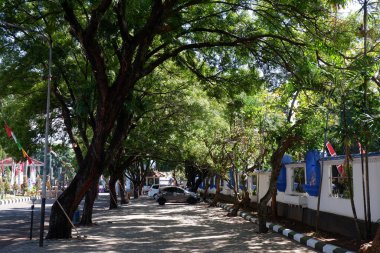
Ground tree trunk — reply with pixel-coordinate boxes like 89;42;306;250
360;226;380;253
133;182;139;199
109;174;118;209
46;169;100;238
119;175;129;205
229;177;250;216
271;189;278;220
257;122;303;233
79;178;99;226
191;175;204;193
202;180;210;201
210;176;221;206
258;201;269;233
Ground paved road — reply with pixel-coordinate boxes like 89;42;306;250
0;194;317;252
0;198;54;248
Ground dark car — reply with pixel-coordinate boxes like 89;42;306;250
156;186;199;205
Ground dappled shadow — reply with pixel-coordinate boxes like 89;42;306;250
0;199;54;248
1;195;317;252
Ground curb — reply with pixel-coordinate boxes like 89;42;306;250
211;201;356;253
0;196;40;206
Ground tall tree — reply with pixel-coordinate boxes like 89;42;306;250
0;0;337;238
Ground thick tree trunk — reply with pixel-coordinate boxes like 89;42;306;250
191;176;203;193
257;123;303;233
230;189;251;215
241;189;251;209
271;190;278;220
258;161;281;232
258;201;269;233
46;170;100;239
133;182;139;199
109;174;118;209
79;178;99;225
360;225;380;253
119;175;129;205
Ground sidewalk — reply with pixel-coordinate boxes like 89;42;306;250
0;196;352;253
213;202;356;253
0;196;40;205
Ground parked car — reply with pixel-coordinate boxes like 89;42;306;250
142;185;151;195
156;186;199;205
98;179;109;193
147;184;160;198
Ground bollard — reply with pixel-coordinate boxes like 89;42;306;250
30;197;36;240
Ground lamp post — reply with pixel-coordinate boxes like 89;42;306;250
39;37;52;247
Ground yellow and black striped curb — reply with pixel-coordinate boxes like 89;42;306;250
211;201;356;253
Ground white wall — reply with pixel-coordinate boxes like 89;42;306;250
278;154;380;223
247;172;271;203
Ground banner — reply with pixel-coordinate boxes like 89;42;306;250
3;122;33;164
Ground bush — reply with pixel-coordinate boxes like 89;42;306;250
35;176;41;190
13;183;20;194
21;176;29;195
4;180;10;194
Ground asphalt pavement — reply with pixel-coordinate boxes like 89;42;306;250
0;194;321;253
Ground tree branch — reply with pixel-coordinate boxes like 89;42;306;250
144;34;305;77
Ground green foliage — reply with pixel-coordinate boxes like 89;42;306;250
0;1;379;207
3;180;10;194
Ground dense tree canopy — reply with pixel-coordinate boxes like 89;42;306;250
0;1;379;250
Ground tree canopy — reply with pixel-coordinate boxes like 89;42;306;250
0;1;379;248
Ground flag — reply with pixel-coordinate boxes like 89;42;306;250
4;122;34;164
11;131;18;143
22;148;33;164
22;148;27;158
4;123;12;138
326;142;337;156
326;142;345;176
16;141;22;151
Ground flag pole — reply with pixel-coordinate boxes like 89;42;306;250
39;37;52;247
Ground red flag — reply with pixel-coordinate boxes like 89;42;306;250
20;163;24;173
27;156;33;164
4;123;12;138
326;142;345;176
326;142;337;156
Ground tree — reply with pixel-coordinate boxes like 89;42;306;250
0;0;339;238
